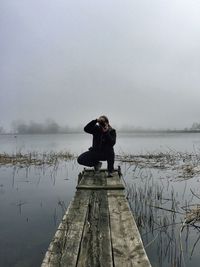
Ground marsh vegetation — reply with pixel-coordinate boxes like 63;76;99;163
0;151;74;167
117;151;200;267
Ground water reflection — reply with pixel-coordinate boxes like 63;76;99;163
0;183;5;195
122;161;200;267
0;160;80;267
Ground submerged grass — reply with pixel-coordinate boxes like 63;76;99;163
119;152;200;267
2;149;200;181
0;151;74;167
116;150;200;180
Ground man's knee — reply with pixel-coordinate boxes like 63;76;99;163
77;154;84;165
77;151;93;166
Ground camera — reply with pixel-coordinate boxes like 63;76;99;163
99;121;106;128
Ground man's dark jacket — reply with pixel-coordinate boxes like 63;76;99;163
84;120;116;153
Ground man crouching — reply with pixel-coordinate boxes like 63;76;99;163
77;115;116;177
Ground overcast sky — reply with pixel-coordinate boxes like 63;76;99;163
1;0;200;130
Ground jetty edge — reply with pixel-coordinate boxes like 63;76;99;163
41;167;152;267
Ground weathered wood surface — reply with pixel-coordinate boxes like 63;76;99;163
76;184;125;190
41;169;152;267
41;190;90;267
108;190;151;267
77;190;113;267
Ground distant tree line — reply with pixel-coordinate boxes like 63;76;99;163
1;120;200;134
190;122;200;130
11;119;81;134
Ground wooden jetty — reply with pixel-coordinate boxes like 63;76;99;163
41;168;152;267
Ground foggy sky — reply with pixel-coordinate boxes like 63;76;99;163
1;0;200;131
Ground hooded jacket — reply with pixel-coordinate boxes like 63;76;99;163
84;119;116;153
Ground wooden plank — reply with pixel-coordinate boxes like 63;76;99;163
76;185;125;190
41;190;90;267
83;168;118;173
59;190;91;266
108;191;152;267
77;170;124;190
77;190;113;267
106;172;122;186
78;170;106;187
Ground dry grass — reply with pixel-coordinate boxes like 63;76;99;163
0;151;74;167
181;205;200;226
116;150;200;180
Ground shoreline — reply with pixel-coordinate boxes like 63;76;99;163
1;130;200;135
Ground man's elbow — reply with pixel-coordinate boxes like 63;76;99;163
84;126;92;134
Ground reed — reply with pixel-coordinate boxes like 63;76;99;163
116;150;200;180
118;152;200;267
0;151;74;167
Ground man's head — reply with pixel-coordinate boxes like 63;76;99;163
98;115;109;128
97;115;110;132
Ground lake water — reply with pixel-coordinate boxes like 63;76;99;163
1;132;200;267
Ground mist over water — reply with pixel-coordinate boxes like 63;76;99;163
1;0;200;130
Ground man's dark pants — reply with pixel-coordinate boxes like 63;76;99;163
77;150;114;172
